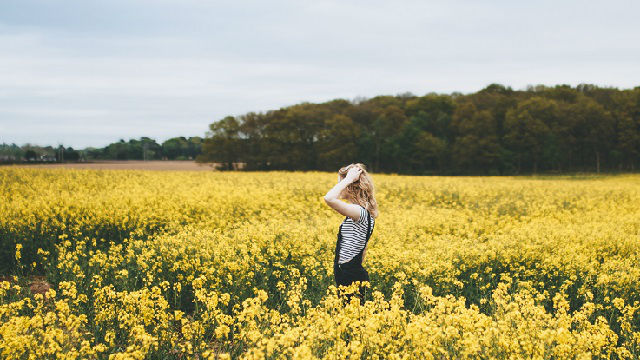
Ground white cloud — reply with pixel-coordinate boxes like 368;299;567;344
0;0;639;148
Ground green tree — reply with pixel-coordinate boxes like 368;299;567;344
316;114;360;170
569;97;614;173
162;137;190;160
413;130;446;173
504;97;557;173
198;116;242;170
450;102;501;174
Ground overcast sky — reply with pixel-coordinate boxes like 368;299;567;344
1;0;639;149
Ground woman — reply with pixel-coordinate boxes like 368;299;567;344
323;163;379;305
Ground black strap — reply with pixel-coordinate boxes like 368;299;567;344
364;208;373;244
353;208;373;242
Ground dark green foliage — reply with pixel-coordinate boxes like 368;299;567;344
200;84;640;174
1;136;204;162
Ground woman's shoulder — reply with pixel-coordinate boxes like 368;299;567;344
342;204;370;224
358;205;374;224
359;205;374;217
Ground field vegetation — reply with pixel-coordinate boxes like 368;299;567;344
1;168;639;359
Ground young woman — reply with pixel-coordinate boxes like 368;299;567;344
323;163;379;305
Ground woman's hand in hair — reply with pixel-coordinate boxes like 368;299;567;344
344;166;362;183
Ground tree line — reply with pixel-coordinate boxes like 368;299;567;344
196;83;640;175
1;136;203;163
92;137;202;161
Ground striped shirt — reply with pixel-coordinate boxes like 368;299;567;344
338;205;375;264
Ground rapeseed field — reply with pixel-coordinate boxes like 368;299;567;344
1;168;639;359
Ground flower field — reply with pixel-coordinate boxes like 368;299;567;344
1;167;640;359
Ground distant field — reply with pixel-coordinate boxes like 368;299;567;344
4;160;217;171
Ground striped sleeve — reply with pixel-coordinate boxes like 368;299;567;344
357;206;368;225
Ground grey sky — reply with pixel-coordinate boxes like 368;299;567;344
1;0;638;149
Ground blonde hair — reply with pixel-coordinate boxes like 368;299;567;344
338;163;379;219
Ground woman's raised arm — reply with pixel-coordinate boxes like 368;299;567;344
323;167;363;221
